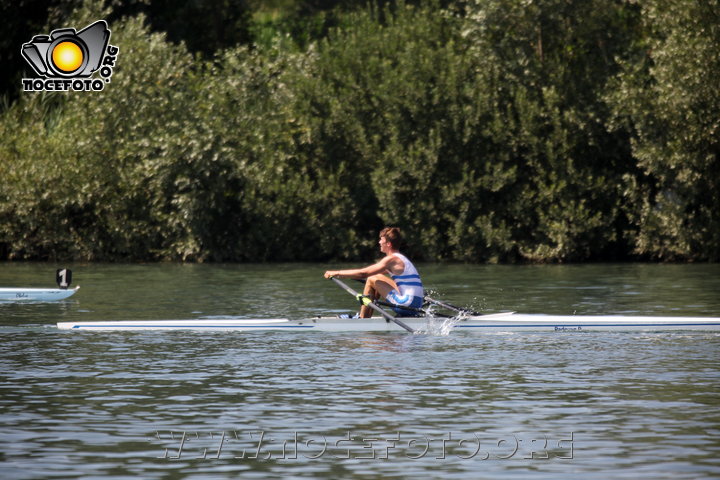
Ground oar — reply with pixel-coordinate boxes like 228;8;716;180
372;299;452;318
423;295;482;316
350;278;463;317
329;277;416;333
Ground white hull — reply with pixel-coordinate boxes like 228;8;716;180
57;312;720;332
0;286;79;302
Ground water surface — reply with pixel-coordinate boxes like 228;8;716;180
1;263;719;479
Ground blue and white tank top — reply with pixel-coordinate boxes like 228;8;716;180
389;253;424;301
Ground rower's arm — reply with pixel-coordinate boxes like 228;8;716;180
324;256;397;279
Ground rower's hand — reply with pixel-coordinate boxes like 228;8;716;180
324;271;338;279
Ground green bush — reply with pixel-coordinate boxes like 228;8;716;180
1;0;717;262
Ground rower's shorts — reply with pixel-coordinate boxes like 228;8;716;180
387;291;423;317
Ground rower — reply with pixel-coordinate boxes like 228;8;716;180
324;227;424;318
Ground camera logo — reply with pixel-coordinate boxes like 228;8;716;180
21;20;119;92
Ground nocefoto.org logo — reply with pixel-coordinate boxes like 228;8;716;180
21;20;119;92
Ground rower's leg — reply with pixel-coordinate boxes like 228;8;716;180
360;275;398;318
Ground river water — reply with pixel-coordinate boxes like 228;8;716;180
1;263;719;479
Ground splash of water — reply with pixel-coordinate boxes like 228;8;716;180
413;292;472;336
417;312;469;336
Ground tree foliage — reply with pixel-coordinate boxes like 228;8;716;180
1;0;718;262
608;0;720;260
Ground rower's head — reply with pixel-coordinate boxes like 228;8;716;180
379;227;402;250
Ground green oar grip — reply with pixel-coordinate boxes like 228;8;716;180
356;294;372;306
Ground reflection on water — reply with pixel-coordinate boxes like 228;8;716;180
1;263;720;479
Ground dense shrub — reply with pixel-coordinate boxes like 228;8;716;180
1;0;717;262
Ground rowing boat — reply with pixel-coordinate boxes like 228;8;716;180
52;276;720;332
1;286;80;302
56;313;720;332
0;269;78;302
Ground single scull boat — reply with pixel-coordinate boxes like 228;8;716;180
54;276;720;332
56;313;720;332
1;269;78;302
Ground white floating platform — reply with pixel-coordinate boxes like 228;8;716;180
0;286;79;302
57;313;720;332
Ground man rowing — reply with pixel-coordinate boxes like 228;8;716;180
324;227;424;318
